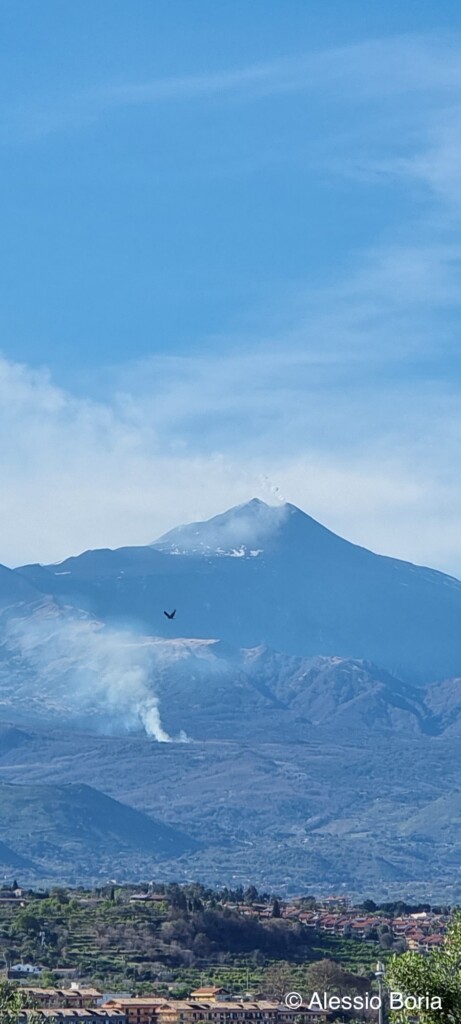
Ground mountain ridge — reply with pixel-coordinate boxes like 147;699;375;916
12;498;461;683
0;779;199;881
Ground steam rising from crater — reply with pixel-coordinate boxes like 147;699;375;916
4;613;182;741
153;497;289;556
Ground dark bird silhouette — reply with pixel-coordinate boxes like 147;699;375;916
164;609;176;620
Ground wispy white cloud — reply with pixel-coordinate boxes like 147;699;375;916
383;109;461;212
2;30;461;575
1;248;461;577
98;35;461;107
4;32;461;144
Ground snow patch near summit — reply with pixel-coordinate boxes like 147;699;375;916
151;498;287;556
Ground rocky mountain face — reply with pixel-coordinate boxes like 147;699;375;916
0;499;459;897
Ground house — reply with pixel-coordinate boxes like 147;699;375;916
22;990;64;1009
405;930;426;951
21;988;102;1009
0;889;22;901
8;964;42;979
189;988;229;1003
421;935;444;952
102;998;168;1024
318;916;338;934
154;999;278;1024
392;917;410;936
129;895;169;905
64;988;103;1008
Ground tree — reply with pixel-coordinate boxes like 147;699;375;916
387;909;461;1023
50;888;69;906
271;900;281;919
306;959;345;994
166;885;187;912
306;960;368;1000
0;981;41;1024
12;911;41;937
263;962;300;1001
192;932;212;957
361;899;377;913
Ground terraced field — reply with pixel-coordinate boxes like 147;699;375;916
0;888;384;991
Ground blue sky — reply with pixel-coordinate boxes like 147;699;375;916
2;1;461;571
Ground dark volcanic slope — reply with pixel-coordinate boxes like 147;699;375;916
0;780;198;880
0;563;45;610
15;499;461;682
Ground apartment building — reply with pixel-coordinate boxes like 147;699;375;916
103;999;331;1024
21;1011;125;1024
102;998;169;1024
21;987;102;1009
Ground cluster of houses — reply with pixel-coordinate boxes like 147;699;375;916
16;985;331;1024
225;898;449;953
285;907;447;952
0;886;450;957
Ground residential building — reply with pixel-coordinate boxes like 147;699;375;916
21;988;102;1009
8;964;42;979
189;989;228;1003
22;1011;125;1024
102;998;168;1024
103;999;332;1024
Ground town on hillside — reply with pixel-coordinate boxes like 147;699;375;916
0;882;453;1023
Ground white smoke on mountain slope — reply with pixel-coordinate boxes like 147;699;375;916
2;611;189;742
153;498;289;555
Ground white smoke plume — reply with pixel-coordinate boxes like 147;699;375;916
259;475;286;505
2;610;184;741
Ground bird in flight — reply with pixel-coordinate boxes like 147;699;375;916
164;609;176;620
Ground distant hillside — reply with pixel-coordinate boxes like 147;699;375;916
0;781;199;881
0;623;453;741
0;720;458;898
143;644;446;740
0;839;36;871
0;563;46;610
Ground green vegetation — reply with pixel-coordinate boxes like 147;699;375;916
0;883;384;993
387;909;461;1023
0;981;40;1024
